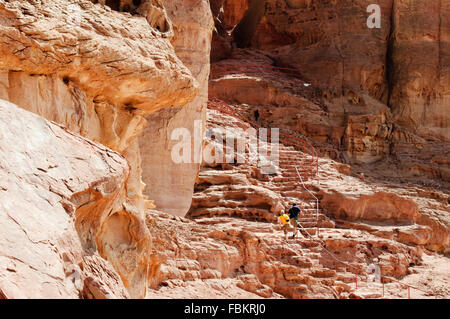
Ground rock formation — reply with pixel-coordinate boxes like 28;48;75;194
0;99;130;298
0;0;448;300
0;0;197;298
146;210;449;299
388;0;450;143
211;0;450;153
139;0;214;216
190;100;449;254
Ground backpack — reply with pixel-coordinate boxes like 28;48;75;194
279;214;290;225
288;206;300;219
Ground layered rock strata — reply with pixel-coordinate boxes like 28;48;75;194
211;0;450;155
146;211;447;299
0;0;198;297
0;99;131;298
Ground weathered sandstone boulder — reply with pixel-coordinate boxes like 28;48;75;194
0;0;199;297
0;99;131;298
0;0;197;208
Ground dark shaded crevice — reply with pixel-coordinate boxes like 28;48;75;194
232;0;266;48
437;0;441;80
93;0;142;14
385;0;396;109
105;0;120;11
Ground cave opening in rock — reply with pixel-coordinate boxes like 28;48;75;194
105;0;120;11
92;0;142;14
232;0;265;48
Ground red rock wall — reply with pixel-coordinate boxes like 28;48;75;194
211;0;449;163
389;0;450;142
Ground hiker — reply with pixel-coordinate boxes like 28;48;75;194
288;203;301;239
278;211;290;243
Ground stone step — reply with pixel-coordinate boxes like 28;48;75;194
297;214;328;221
279;161;313;166
278;159;311;164
289;256;315;268
278;148;300;152
309;269;337;279
273;180;305;186
297;217;322;222
272;176;301;182
280;190;316;197
279;171;302;177
281;169;314;175
278;158;313;163
301;250;322;259
280;169;314;176
296;228;318;236
280;166;310;172
267;185;302;191
297;214;327;219
278;172;314;179
278;158;311;163
299;220;335;228
280;172;304;178
297;215;326;221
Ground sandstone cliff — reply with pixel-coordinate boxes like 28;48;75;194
139;0;214;216
156;0;449;298
0;0;448;300
0;99;130;298
0;0;198;298
211;0;450;153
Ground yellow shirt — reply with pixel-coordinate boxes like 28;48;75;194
279;214;290;226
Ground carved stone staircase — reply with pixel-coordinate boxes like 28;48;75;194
261;143;335;233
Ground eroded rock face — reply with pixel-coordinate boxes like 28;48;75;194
321;192;420;223
211;0;449;161
0;0;197;206
388;0;450;142
0;0;199;298
140;0;214;216
146;211;429;299
252;0;392;102
0;100;130;298
0;0;196;111
190;99;449;254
